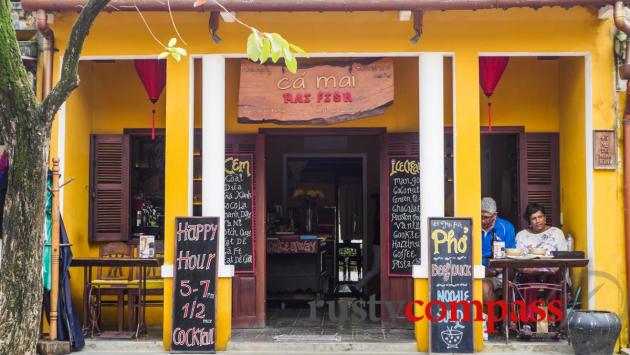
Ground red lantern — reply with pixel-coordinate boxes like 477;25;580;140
479;57;509;133
134;59;167;140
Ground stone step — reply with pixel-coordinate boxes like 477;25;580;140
229;340;574;354
84;337;574;354
227;341;418;353
483;340;573;354
84;338;164;353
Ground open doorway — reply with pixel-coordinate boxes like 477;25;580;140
481;131;520;228
261;132;396;336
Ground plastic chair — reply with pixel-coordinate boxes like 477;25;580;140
508;280;564;340
89;242;133;333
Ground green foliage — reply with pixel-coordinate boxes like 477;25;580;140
247;31;308;73
615;30;627;70
159;38;188;61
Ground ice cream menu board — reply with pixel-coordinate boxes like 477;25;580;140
224;154;254;273
428;217;474;354
171;217;218;353
388;156;421;276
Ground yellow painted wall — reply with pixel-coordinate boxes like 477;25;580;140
62;59;167;328
482;57;560;132
48;5;624;351
558;56;588;303
90;61;167;133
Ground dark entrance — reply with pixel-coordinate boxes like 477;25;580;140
481;132;520;227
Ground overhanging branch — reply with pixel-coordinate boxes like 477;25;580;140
41;0;111;123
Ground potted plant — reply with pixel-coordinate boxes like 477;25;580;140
568;310;621;355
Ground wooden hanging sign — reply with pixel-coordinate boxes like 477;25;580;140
238;58;394;125
593;130;616;170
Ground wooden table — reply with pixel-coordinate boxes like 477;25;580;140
488;258;589;343
70;257;161;338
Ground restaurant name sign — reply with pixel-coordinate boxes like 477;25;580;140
238;58;394;125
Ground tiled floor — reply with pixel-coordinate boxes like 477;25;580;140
231;302;416;343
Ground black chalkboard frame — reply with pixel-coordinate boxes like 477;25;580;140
387;155;421;277
225;153;256;274
427;217;474;354
171;216;219;354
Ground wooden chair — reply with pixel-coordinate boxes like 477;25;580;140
127;240;164;331
89;242;133;333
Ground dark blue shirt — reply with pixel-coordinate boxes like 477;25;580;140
482;216;516;267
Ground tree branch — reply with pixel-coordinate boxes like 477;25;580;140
0;0;38;144
41;0;111;123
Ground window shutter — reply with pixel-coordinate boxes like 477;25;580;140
89;135;130;242
387;132;420;157
522;133;560;228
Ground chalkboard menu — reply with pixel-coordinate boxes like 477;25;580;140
224;154;255;273
429;217;474;354
388;156;421;276
171;217;218;354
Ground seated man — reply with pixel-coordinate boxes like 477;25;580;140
481;197;516;308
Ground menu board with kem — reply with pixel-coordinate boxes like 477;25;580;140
224;154;255;273
388;156;421;276
171;217;218;354
428;217;474;354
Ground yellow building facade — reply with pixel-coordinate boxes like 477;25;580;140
32;3;628;352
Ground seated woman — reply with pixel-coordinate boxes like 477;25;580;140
514;202;568;332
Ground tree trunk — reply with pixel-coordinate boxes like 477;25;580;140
0;0;110;353
0;118;50;354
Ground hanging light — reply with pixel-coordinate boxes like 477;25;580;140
479;57;509;133
134;59;167;140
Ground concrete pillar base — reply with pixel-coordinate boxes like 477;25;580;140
36;340;71;355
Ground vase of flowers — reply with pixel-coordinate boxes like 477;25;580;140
141;201;159;227
292;189;324;233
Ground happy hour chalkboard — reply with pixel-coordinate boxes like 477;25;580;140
171;217;218;354
429;217;474;354
388;156;421;276
224;154;255;273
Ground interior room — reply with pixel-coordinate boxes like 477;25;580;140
264;134;380;314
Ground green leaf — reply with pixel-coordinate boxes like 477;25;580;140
271;33;289;48
271;47;281;63
283;46;293;63
172;52;182;62
168;38;177;47
285;55;297;74
259;37;271;63
247;33;260;62
283;47;297;73
174;47;187;56
289;43;308;57
158;51;169;60
268;33;282;53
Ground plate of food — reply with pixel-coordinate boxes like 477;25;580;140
507;254;537;260
536;255;554;259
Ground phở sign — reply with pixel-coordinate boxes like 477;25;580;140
238;58;394;125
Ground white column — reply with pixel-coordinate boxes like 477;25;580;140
202;55;233;277
414;53;445;279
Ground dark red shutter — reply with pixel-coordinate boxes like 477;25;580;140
521;133;560;229
89;135;130;242
380;132;417;328
227;134;266;329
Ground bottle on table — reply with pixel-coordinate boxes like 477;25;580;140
567;233;574;252
492;231;505;259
